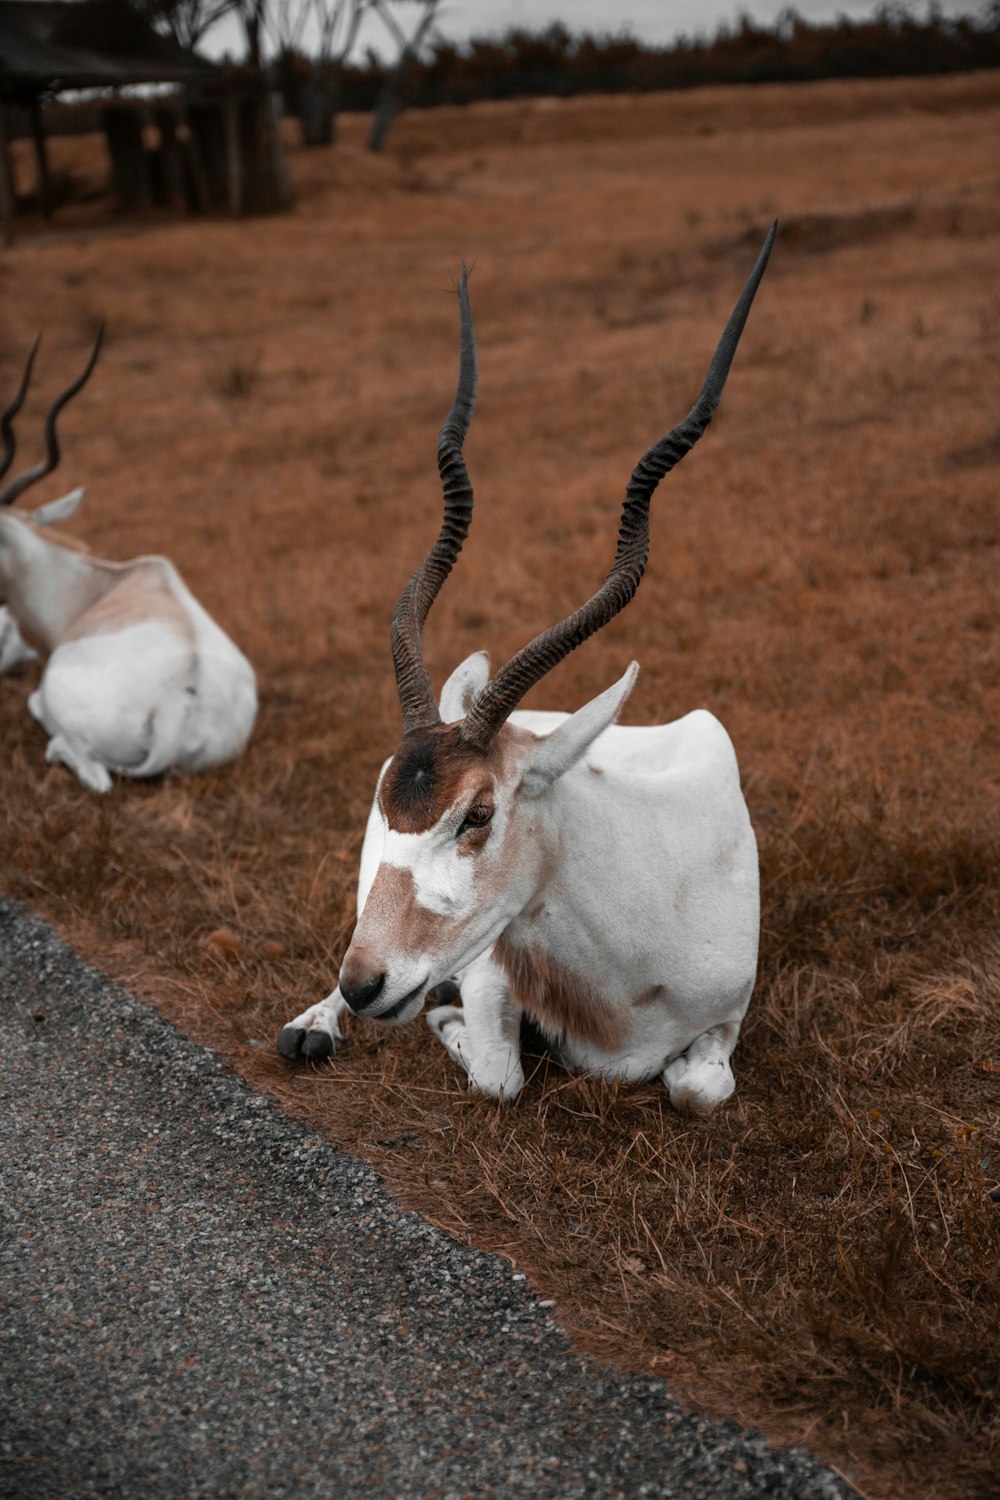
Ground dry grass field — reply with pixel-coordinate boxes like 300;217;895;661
1;70;998;1500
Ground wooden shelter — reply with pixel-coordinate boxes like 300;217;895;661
0;0;292;242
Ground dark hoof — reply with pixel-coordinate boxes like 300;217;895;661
432;980;462;1007
302;1029;334;1061
277;1025;305;1058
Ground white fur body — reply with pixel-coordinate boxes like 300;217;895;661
0;494;256;791
283;654;759;1115
491;704;757;1081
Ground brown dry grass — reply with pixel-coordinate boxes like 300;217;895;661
1;72;999;1500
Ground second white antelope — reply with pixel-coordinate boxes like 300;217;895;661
280;226;775;1115
0;332;258;792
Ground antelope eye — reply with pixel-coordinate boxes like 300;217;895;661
458;803;493;836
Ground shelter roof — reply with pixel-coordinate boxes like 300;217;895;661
0;0;224;96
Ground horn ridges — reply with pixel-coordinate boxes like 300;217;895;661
460;221;777;748
390;266;477;736
0;322;104;508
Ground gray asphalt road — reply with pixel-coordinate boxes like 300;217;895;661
0;898;856;1499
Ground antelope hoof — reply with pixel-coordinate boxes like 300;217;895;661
664;1055;735;1118
277;1021;337;1061
302;1028;335;1061
278;995;346;1062
277;1024;306;1058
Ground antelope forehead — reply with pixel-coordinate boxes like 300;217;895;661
380;724;503;833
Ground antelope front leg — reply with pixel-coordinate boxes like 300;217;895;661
426;950;525;1100
663;1020;741;1118
277;986;351;1062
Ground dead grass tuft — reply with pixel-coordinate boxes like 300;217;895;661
207;355;262;402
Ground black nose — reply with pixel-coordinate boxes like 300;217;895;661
340;971;386;1015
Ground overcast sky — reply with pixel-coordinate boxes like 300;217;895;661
429;0;975;48
206;0;982;63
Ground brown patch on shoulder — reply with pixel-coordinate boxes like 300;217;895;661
61;560;194;646
493;932;626;1055
634;983;666;1008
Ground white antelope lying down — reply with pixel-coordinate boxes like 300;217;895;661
280;226;776;1115
0;331;257;792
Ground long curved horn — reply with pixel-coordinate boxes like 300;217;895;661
460;222;777;750
0;334;42;481
0;323;104;508
390;266;477;735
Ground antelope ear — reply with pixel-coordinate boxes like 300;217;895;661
519;662;639;799
32;487;85;527
440;651;490;723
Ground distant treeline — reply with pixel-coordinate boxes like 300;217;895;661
331;3;1000;110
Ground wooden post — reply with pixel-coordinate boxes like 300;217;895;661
101;104;151;211
0;103;14;247
223;94;242;216
266;91;294;208
29;97;52;217
154;106;184;209
185;103;228;212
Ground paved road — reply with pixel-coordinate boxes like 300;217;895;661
0;899;856;1499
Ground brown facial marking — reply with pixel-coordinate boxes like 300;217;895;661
493;933;627;1055
380;721;538;836
380;724;490;835
361;862;465;957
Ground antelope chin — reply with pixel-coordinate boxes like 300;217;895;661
373;983;428;1025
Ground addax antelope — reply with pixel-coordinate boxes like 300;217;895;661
280;226;776;1116
0;332;258;792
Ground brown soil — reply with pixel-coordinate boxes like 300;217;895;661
2;72;999;1500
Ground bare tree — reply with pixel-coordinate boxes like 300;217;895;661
152;0;240;51
268;0;373;146
149;0;443;150
239;0;271;68
367;0;439;151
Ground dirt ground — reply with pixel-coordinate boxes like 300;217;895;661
1;71;998;1500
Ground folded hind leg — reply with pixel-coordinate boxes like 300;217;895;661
44;731;113;793
32;679;131;793
663;1020;741;1118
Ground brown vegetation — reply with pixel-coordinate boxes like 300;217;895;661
1;73;998;1500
